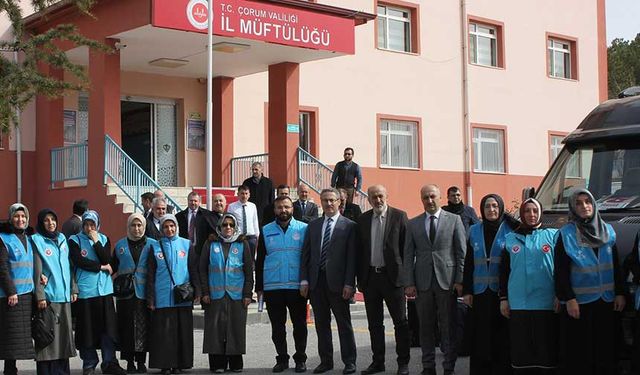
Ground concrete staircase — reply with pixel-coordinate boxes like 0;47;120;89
106;183;194;213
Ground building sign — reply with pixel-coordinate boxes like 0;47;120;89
152;0;355;54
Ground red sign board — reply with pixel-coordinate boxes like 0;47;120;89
152;0;355;54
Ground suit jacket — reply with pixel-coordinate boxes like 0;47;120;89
402;210;466;291
356;206;408;290
262;203;276;226
195;210;223;256
175;208;210;240
145;216;162;241
342;203;362;222
300;215;357;293
293;200;319;223
61;215;82;239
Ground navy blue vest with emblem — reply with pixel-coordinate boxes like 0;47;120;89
31;232;72;303
208;241;245;300
114;237;156;300
262;218;307;291
0;232;34;297
69;232;112;298
153;236;191;308
560;223;616;304
469;222;512;295
505;228;557;310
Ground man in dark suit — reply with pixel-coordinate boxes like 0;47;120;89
194;193;226;257
145;197;166;240
293;183;319;223
241;161;274;224
403;184;466;375
175;191;210;248
61;199;88;238
356;185;410;375
441;186;479;234
300;188;357;374
338;188;362;222
153;189;175;214
261;184;290;226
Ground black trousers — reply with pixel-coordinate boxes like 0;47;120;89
560;299;616;375
264;289;308;363
121;352;146;363
3;360;16;375
210;355;242;371
310;271;357;366
36;359;71;375
362;270;410;366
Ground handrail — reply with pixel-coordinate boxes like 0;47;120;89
230;153;269;187
104;135;182;212
297;147;370;211
50;143;88;188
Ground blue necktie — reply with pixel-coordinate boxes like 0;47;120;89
320;217;333;270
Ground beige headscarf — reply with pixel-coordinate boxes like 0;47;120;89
127;213;147;241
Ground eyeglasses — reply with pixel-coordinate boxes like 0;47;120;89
221;223;235;228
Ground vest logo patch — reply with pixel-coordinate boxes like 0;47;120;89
292;232;301;241
178;250;186;258
81;249;88;257
156;252;164;260
119;247;125;255
232;248;239;255
45;248;53;256
541;244;551;253
511;245;520;254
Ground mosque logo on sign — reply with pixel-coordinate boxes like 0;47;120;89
187;0;209;30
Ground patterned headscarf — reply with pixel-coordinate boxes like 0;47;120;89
8;203;29;225
216;213;241;243
82;210;100;230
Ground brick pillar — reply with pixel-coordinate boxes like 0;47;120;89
35;63;64;204
88;38;121;187
213;77;234;186
268;62;299;186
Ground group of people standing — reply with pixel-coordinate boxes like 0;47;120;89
0;158;636;375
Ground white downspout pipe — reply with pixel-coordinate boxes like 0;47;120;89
460;0;472;206
14;39;22;203
205;0;213;209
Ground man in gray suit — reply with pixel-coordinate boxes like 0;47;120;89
300;188;357;374
403;184;466;375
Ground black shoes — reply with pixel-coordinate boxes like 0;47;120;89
127;362;137;374
103;362;127;375
421;369;437;375
294;362;307;373
343;363;356;374
137;363;147;374
360;363;385;374
312;363;333;374
397;364;409;375
272;362;289;373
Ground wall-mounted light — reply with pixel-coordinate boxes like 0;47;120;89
148;58;189;68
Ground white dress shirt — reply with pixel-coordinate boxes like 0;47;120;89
228;200;260;237
320;211;341;251
424;208;441;241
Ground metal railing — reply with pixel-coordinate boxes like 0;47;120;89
51;143;88;188
104;135;182;212
230;153;269;187
297;147;370;211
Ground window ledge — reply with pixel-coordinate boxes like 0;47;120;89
472;170;506;175
379;165;421;171
376;47;419;56
547;75;578;82
469;62;505;71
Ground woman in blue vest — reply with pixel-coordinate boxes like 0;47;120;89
498;198;558;374
199;213;253;373
554;188;624;375
69;210;126;375
32;208;78;375
0;203;35;375
462;194;518;375
146;214;199;375
111;213;155;373
627;230;640;374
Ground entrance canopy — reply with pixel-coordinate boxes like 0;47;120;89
26;0;374;78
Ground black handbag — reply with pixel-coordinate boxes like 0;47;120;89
113;273;135;299
159;242;194;304
32;305;57;349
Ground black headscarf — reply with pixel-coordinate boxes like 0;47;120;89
568;188;609;248
479;194;518;253
36;208;60;239
517;198;543;235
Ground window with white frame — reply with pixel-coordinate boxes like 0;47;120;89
473;128;505;173
549;135;564;164
377;4;411;53
548;38;572;79
380;119;419;168
469;22;497;67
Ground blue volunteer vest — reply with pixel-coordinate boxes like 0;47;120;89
114;237;156;300
469;222;512;295
560;223;616;304
208;241;245;300
636;235;640;310
31;233;72;303
505;228;557;310
262;219;307;291
153;236;191;308
0;232;34;297
69;232;113;299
